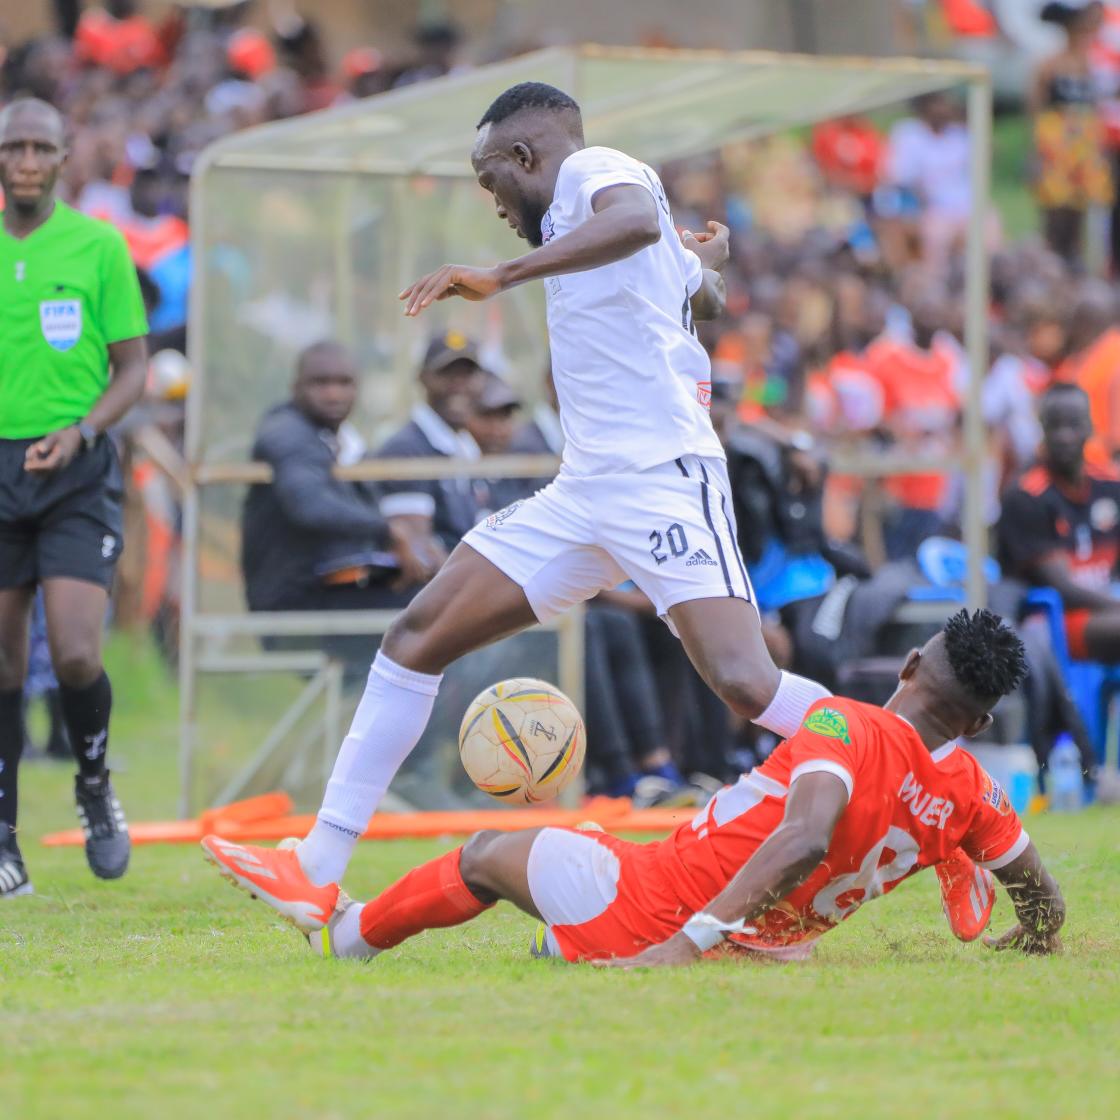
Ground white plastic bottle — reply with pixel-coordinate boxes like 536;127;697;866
1048;734;1084;812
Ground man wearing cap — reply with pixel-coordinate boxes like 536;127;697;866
467;371;544;514
374;331;488;556
0;99;149;897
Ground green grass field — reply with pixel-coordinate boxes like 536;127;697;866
3;637;1120;1120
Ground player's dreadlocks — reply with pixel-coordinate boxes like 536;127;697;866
477;82;581;129
942;608;1028;705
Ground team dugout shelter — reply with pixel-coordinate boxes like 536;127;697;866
181;45;992;817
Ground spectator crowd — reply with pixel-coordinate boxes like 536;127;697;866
7;1;1120;803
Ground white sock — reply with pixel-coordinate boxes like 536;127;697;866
754;671;832;740
331;902;380;959
298;651;441;886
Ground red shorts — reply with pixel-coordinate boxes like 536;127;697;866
1065;608;1092;661
525;828;689;961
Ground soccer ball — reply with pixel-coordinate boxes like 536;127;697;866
458;677;585;804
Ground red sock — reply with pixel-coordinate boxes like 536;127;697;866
359;846;493;950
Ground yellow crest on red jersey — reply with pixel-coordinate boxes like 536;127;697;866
804;707;851;745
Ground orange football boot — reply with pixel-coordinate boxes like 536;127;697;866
935;847;995;942
201;835;340;933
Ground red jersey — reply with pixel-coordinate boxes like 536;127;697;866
75;11;165;75
1056;328;1120;464
810;119;885;197
655;697;1026;951
863;336;961;510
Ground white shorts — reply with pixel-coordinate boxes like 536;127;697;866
526;826;620;959
463;454;755;622
526;826;620;930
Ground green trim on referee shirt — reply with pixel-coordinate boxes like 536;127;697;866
0;202;149;439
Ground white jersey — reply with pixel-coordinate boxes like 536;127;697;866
541;146;725;477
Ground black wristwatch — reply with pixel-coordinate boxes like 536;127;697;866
76;421;99;452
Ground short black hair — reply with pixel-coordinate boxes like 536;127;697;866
941;608;1027;705
1040;381;1090;410
296;338;349;375
477;82;581;129
0;96;65;135
1041;2;1100;27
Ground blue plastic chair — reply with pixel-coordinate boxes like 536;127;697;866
1022;587;1120;765
907;537;1001;602
751;539;836;613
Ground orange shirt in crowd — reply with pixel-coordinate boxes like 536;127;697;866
75;9;165;74
810;118;885;197
864;336;960;511
92;212;189;272
940;0;998;37
828;351;886;432
1057;327;1120;466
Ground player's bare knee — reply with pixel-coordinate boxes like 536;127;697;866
381;606;444;675
379;612;415;664
0;624;30;690
459;830;502;896
0;655;27;692
52;649;103;689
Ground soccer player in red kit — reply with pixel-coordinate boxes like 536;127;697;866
228;609;1062;963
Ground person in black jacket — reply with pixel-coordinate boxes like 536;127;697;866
467;371;555;514
374;330;488;555
241;341;431;618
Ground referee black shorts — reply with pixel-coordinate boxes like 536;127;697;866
0;436;124;591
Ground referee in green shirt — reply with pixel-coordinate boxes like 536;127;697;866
0;99;149;897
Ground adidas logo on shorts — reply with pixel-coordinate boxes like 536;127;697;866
686;549;718;567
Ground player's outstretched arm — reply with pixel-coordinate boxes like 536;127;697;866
399;184;660;316
984;842;1065;956
599;771;848;968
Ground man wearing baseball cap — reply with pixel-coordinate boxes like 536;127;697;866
373;330;488;556
468;372;547;516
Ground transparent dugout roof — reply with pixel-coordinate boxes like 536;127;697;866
199;44;978;179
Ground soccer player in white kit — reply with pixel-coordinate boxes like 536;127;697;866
202;81;835;931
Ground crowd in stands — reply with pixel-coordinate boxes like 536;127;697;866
8;2;1120;802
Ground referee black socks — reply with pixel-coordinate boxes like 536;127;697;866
0;688;23;828
59;671;113;781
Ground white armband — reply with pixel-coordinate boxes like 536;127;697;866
680;912;758;953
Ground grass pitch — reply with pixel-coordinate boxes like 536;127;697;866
3;639;1119;1120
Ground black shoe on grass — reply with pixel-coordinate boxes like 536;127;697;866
0;821;33;898
75;772;131;880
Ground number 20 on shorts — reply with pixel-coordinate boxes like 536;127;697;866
649;522;689;565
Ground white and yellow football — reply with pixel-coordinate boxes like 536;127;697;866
458;677;585;804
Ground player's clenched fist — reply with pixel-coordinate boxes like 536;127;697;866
399;264;504;316
680;220;730;273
